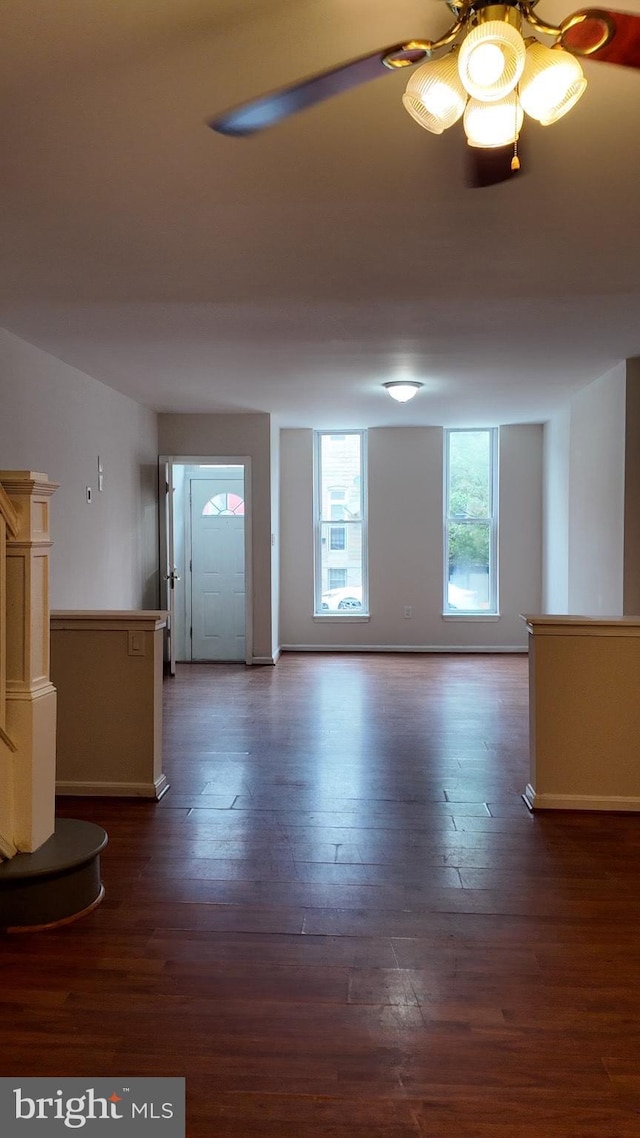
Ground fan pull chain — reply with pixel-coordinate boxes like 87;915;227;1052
511;88;521;172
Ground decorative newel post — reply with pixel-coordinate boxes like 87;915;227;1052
0;470;107;931
0;483;19;858
1;470;58;852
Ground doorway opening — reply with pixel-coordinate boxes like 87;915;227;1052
159;457;252;671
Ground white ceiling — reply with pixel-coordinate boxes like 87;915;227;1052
0;0;639;428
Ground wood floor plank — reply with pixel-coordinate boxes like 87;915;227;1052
2;653;640;1136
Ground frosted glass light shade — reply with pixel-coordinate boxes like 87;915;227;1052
519;42;587;125
458;20;526;101
383;381;424;403
402;52;467;134
464;92;524;147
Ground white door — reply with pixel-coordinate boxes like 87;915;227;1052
190;476;245;661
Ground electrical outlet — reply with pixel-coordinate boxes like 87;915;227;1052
403;605;412;619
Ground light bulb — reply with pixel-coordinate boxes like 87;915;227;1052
464;92;524;148
458;20;526;102
467;43;506;87
403;51;467;134
519;42;587;125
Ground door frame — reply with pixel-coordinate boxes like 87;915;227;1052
158;457;177;675
159;455;253;666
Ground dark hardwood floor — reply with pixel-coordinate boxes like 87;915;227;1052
2;653;640;1136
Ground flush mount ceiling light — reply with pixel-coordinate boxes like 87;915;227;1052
383;381;424;403
209;0;638;187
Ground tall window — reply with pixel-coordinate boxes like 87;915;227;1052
314;432;367;615
444;428;498;615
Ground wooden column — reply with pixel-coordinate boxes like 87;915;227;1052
50;610;169;799
0;471;58;852
523;614;640;811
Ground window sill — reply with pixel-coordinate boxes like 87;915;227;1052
442;613;500;621
313;614;370;623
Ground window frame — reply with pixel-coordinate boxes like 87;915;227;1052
443;427;499;618
313;430;369;619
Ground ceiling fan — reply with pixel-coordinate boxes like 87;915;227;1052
208;0;640;185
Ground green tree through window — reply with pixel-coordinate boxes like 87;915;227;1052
445;429;497;613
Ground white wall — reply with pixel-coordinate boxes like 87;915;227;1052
270;419;280;658
279;424;542;650
623;359;640;615
279;429;314;644
368;427;443;646
0;329;158;608
157;413;273;662
542;407;570;613
499;424;544;636
568;364;626;615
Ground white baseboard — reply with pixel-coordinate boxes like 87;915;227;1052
56;773;170;800
523;783;640;812
279;644;527;654
251;655;278;665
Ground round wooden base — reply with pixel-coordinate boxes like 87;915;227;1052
0;818;108;932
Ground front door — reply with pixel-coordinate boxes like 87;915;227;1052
190;474;245;662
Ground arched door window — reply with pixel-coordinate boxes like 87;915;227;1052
202;492;245;516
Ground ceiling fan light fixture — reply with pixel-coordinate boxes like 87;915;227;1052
464;91;524;147
458;19;526;102
402;50;467;134
383;381;424;403
519;41;587;124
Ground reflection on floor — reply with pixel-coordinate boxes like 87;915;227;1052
2;653;640;1136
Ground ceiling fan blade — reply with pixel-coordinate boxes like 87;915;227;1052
209;44;429;136
467;143;525;189
560;8;640;68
